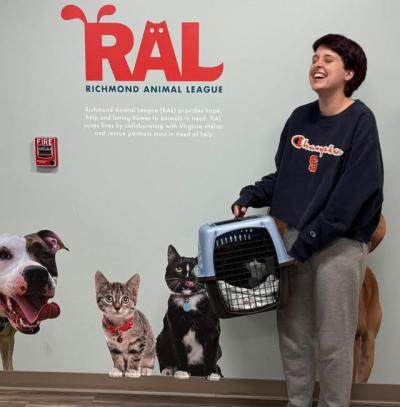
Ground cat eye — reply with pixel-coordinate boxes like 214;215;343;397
176;266;183;273
105;295;113;303
0;248;12;260
121;296;130;304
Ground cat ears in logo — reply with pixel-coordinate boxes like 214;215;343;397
167;245;180;263
61;4;116;24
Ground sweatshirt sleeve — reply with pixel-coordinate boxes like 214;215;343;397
232;120;289;209
289;112;384;262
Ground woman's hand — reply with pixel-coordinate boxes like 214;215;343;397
231;204;247;218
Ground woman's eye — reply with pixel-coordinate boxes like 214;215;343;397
122;296;130;304
105;295;113;303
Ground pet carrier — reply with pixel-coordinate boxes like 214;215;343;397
197;215;294;318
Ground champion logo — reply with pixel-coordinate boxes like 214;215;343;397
291;135;344;158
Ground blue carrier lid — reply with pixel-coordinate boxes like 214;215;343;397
197;215;293;279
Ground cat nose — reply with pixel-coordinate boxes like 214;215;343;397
114;304;121;311
185;281;195;288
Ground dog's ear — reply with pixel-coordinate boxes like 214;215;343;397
126;273;140;298
95;271;109;291
37;230;69;254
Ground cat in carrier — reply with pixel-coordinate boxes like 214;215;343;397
156;245;222;380
213;229;279;289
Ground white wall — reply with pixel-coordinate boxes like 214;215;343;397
0;0;399;383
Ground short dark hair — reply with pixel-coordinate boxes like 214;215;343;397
313;34;367;97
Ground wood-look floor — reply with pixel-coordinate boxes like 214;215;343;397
2;389;399;407
0;390;287;407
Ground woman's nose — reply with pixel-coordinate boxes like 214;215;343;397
312;62;323;71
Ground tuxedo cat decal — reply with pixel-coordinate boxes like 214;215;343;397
156;245;223;380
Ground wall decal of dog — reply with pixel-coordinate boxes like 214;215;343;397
353;214;385;383
0;230;68;370
275;215;385;383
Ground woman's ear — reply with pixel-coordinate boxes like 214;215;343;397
345;70;354;81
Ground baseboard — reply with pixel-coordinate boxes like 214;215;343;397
0;371;399;405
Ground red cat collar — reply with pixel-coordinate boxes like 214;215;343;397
102;317;134;335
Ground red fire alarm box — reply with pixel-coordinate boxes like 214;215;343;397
35;137;58;167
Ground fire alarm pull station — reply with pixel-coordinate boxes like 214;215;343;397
35;137;58;167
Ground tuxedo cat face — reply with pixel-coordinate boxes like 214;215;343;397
95;271;139;318
166;245;204;295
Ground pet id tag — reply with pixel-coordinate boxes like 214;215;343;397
183;300;191;312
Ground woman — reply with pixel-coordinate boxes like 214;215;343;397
232;34;384;407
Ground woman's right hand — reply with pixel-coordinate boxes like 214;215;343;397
231;204;247;218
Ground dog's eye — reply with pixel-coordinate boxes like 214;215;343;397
40;251;51;259
0;249;12;260
121;296;130;304
176;266;183;273
105;295;113;303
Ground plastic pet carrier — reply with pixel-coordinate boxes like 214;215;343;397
197;215;294;318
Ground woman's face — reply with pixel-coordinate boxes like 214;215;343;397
309;45;354;96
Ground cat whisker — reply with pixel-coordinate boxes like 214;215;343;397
171;280;182;292
194;282;205;291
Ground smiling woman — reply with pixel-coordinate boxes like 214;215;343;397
232;34;383;406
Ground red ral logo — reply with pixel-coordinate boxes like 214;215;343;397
61;5;224;82
35;137;58;167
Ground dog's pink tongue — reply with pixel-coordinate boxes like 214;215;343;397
15;297;60;324
35;303;60;322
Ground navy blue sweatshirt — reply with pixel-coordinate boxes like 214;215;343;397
234;100;384;262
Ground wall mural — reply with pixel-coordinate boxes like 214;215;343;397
0;0;394;385
0;215;385;382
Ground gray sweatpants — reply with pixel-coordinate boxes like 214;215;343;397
277;228;368;407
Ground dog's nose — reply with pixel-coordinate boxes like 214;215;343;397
23;266;49;291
